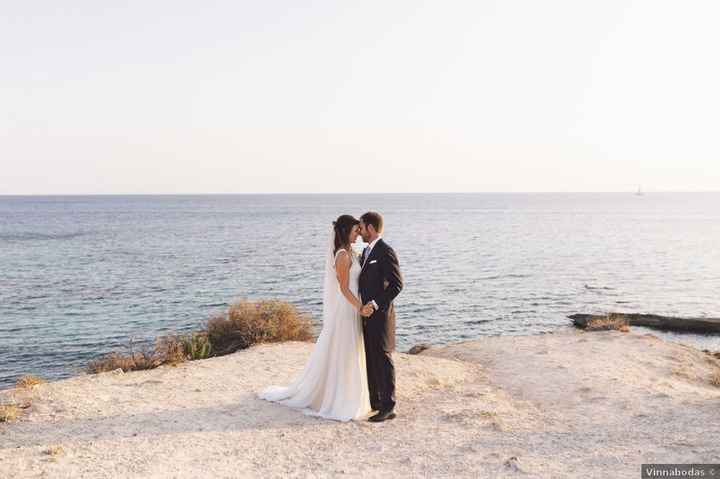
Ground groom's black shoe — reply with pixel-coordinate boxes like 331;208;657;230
368;410;396;422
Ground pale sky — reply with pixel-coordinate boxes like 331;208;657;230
2;1;719;194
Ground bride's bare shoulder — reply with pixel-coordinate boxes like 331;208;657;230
334;248;350;264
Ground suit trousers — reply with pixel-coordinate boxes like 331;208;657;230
362;320;396;412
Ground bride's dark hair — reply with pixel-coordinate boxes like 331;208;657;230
333;215;359;255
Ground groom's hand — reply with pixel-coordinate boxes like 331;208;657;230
360;303;374;317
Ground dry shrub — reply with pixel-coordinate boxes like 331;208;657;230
672;365;693;380
86;349;162;374
208;299;313;355
87;332;210;374
87;332;196;374
86;299;311;375
16;375;46;388
710;371;720;388
44;445;64;457
155;334;189;365
180;332;212;360
586;313;629;332
0;404;19;423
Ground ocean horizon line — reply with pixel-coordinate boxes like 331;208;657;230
1;190;719;197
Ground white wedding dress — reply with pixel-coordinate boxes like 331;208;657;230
257;231;372;422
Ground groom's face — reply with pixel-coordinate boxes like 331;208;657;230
359;220;371;242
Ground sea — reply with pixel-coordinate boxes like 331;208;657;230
1;193;719;390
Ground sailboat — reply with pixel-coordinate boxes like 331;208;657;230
635;185;644;196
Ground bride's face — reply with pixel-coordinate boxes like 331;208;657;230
349;224;360;244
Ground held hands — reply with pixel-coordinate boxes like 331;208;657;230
360;303;375;317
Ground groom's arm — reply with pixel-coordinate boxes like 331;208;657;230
374;247;403;313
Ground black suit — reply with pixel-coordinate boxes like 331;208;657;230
358;238;403;412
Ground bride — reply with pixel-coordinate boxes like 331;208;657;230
257;215;373;421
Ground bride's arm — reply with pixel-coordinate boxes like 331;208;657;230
335;250;363;312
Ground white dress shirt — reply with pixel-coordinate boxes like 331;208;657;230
364;235;382;261
364;235;382;311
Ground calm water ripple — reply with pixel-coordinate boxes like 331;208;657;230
1;193;720;389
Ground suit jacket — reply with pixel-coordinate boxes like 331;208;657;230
358;238;403;351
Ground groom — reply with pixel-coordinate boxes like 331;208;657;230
358;211;403;423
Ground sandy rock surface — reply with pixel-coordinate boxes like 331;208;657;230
1;330;719;478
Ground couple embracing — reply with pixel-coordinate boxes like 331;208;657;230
259;211;403;423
